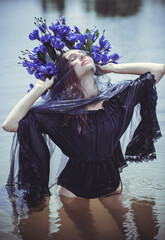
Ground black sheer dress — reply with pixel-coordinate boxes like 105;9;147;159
7;72;161;199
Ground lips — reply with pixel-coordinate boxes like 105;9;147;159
81;59;91;66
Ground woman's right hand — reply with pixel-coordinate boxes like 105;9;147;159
35;75;55;92
2;75;56;132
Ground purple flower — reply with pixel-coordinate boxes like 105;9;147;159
29;29;40;40
49;22;60;35
61;16;66;24
29;54;36;60
109;53;120;63
51;37;65;50
46;62;57;75
34;70;40;79
27;83;34;93
20;16;120;82
101;54;110;64
92;29;99;42
75;43;83;49
66;33;79;43
40;34;51;43
32;45;47;55
59;25;70;36
92;52;102;63
74;25;80;34
92;45;100;53
38;23;47;33
99;35;111;50
22;61;35;74
78;34;88;44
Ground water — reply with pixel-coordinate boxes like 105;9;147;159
0;0;165;239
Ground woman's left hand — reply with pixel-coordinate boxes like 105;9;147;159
96;62;115;74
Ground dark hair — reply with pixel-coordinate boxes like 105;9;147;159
50;52;90;135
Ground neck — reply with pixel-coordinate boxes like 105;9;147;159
80;75;99;98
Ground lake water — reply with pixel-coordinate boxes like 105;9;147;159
0;0;165;239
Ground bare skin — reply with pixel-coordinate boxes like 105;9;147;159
2;49;165;198
58;183;122;199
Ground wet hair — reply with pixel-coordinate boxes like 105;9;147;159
50;52;90;135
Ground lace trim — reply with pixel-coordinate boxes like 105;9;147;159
125;73;162;163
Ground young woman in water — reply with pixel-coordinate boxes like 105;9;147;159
2;48;165;200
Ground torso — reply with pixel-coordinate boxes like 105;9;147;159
57;99;119;199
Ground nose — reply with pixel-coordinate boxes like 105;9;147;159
79;53;86;61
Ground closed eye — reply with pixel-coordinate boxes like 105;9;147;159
70;53;78;62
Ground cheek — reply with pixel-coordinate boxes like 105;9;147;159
73;64;82;77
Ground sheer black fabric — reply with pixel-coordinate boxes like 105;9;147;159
7;72;161;199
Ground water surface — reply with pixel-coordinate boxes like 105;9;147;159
0;0;165;239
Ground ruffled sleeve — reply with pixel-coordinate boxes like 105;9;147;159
124;72;162;162
16;110;51;198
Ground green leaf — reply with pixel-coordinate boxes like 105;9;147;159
94;30;99;41
86;35;93;52
63;39;75;50
37;51;46;64
85;28;91;34
44;42;57;62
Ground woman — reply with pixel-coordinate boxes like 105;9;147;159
2;49;165;200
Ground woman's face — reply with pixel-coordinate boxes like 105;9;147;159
63;49;96;80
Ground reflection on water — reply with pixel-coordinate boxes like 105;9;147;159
41;0;65;12
39;0;142;16
95;0;142;16
0;185;160;240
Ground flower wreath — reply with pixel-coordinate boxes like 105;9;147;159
19;16;119;93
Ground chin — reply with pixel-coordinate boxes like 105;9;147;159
85;62;96;73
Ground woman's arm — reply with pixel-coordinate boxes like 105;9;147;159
100;62;165;84
2;76;55;132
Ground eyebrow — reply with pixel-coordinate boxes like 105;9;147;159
66;50;87;60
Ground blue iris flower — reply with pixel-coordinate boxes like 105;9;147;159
92;52;102;63
92;29;99;42
99;35;111;51
39;45;47;53
61;16;66;24
66;33;79;43
32;45;47;55
49;22;60;35
109;53;120;63
51;38;65;50
74;25;80;34
34;70;40;79
46;62;57;75
75;43;83;49
29;29;40;40
39;23;47;33
92;45;100;52
40;34;51;43
22;61;35;74
78;34;88;44
27;83;34;93
59;25;70;36
29;55;36;60
21;16;120;81
101;54;110;64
